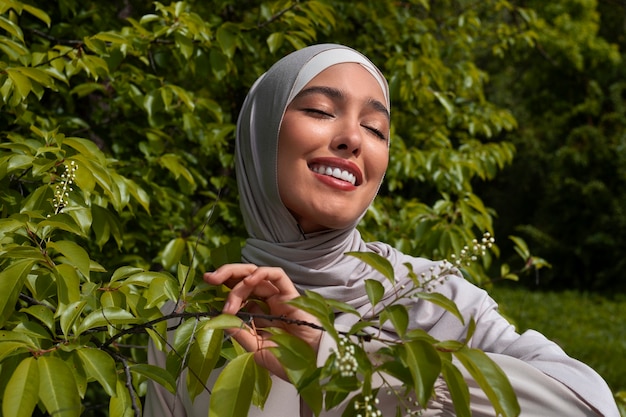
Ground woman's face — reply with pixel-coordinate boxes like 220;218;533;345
277;63;390;233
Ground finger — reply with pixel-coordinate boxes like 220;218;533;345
203;263;257;287
243;267;300;298
223;278;280;314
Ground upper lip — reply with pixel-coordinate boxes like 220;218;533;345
308;157;363;186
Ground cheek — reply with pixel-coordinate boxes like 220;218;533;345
367;144;389;181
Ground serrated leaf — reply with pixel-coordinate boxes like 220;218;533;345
2;357;39;417
75;348;117;397
38;356;81;417
209;353;255;417
346;251;395;283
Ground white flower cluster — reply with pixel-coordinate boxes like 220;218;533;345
52;161;77;214
354;394;382;417
333;335;358;378
449;232;495;268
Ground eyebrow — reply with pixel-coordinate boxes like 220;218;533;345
295;86;390;121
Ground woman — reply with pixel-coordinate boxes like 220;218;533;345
146;44;619;416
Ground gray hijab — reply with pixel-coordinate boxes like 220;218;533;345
235;44;436;306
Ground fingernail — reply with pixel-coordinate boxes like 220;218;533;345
223;301;231;312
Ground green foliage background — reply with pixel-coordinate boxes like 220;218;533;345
0;0;624;415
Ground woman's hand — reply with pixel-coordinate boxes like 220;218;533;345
203;263;322;380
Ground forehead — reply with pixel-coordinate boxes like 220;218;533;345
300;63;388;104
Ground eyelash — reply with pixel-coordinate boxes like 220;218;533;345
303;108;386;141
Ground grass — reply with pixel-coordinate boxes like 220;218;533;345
490;284;626;407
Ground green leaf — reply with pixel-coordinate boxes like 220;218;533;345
187;325;224;400
380;304;409;338
0;341;30;362
0;16;24;43
402;339;442;407
20;305;55;333
38;213;86;239
109;378;134;417
210;239;242;269
203;314;243;330
76;307;139;336
130;363;177;394
47;240;91;279
177;263;194;301
59;300;87;337
441;358;471;417
453;347;520;417
55;263;81;306
216;22;238;58
413;291;465;325
364;279;385;307
266;32;284;53
14;67;55;89
0;259;36;327
269;332;322;415
110;266;145;283
345;251;395;283
38;355;81;417
75;348;117;397
6;68;32;99
174;32;194;59
2;357;39;417
21;4;51;26
161;237;185;270
209;353;255;417
287;292;337;340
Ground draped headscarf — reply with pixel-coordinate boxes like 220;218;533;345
235;43;437;306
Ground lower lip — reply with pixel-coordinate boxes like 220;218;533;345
312;172;357;191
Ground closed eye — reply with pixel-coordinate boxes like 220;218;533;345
303;108;333;117
363;125;386;140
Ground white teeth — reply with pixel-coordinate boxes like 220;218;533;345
312;165;356;185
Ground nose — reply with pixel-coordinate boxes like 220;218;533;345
331;118;362;157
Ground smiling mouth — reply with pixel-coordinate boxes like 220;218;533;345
310;164;357;186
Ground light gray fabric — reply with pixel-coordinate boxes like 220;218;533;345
145;44;620;416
